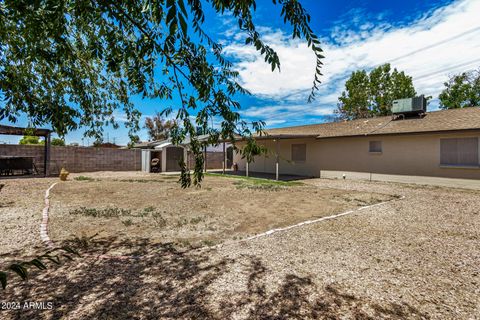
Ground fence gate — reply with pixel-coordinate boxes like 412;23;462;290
166;147;184;172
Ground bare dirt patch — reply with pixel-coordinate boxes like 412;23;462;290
48;173;392;249
0;177;57;256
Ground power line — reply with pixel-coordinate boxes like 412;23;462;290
276;26;480;101
413;58;480;81
384;25;480;65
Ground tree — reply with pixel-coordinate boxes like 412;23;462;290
145;113;175;141
19;136;44;145
337;64;416;120
439;69;480;109
51;138;65;146
0;0;323;186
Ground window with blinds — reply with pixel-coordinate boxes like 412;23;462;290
291;144;306;162
440;137;479;166
369;141;382;153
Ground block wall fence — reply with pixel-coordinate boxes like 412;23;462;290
0;144;142;174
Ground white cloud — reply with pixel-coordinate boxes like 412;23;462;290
239;104;336;128
224;0;480;122
223;34;316;98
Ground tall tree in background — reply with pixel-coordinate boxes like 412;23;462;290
0;0;323;186
439;69;480;109
19;136;44;145
337;64;416;120
145;113;175;141
51;138;66;146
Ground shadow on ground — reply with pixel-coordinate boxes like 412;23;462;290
1;237;428;319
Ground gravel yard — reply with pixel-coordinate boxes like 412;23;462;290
0;172;479;319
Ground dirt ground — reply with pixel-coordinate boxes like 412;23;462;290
0;177;58;256
47;172;392;249
0;171;479;319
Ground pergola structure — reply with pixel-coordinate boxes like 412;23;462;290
0;124;52;176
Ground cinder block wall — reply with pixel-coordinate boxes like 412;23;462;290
187;151;225;169
0;144;142;174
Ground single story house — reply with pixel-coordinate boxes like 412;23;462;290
232;107;480;180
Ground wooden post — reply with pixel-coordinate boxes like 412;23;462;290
44;133;51;177
222;142;226;174
275;139;279;181
246;161;249;177
204;145;207;173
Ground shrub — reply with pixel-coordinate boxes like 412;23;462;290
122;219;133;227
152;212;167;228
69;207;132;218
74;176;95;181
51;138;65;146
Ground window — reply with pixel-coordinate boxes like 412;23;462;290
440;137;479;166
369;141;382;153
291;144;306;162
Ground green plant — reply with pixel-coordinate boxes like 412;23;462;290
202;239;215;247
69;207;132;218
226;176;303;191
19;135;44;145
439;69;480;109
51;138;66;146
190;216;204;225
176;218;188;228
152;212;167;228
143;206;155;213
336;64;416;119
72;233;98;250
122;219;133;227
177;239;191;248
0;246;80;289
117;179;172;183
74;176;95;181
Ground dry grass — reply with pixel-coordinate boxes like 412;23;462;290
47;173;392;249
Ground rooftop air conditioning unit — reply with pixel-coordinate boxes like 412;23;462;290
392;95;427;115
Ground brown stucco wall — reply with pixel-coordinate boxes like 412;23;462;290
0;144;142;174
233;130;480;179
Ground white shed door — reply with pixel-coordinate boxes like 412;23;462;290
141;150;151;172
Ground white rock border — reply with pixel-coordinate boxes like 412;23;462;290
243;197;403;242
40;182;57;248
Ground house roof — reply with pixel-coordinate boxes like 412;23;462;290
262;107;480;139
133;134;213;149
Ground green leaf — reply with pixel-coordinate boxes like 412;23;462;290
29;258;47;270
166;6;176;25
177;0;188;18
61;246;80;256
0;271;7;289
9;264;28;280
45;255;61;265
179;14;188;35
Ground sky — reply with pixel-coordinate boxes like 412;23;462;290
1;0;479;145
